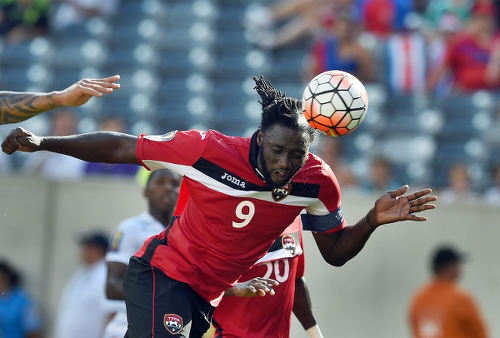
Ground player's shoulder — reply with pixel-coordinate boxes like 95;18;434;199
205;129;250;147
117;213;152;231
296;153;338;184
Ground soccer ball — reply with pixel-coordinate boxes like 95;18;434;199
302;70;368;137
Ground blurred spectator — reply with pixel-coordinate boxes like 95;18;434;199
84;116;137;177
409;246;488;338
0;260;42;338
22;110;85;180
385;31;426;93
484;164;500;205
425;0;470;31
362;157;400;192
309;13;373;82
317;135;357;188
246;0;356;48
439;164;478;204
51;0;119;31
0;0;49;44
54;232;119;338
428;1;500;92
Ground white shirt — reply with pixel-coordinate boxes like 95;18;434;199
54;259;120;338
103;212;165;338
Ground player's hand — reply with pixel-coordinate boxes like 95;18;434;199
369;185;437;227
53;75;120;107
1;127;41;154
227;277;279;298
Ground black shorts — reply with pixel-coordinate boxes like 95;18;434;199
123;244;215;337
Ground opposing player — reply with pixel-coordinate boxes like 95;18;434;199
0;75;120;124
103;169;181;338
213;217;322;338
1;76;437;337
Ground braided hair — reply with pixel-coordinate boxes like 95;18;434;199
253;76;314;140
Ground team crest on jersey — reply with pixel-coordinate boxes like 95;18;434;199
164;314;183;334
272;183;292;201
145;130;177;142
281;235;296;255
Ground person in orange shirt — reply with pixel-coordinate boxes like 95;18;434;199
408;246;488;338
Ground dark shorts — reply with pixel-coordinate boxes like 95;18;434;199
123;243;215;337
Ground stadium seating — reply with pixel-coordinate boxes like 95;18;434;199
0;0;499;192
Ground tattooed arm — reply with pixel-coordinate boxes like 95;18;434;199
0;75;120;125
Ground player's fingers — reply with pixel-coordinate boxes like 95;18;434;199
257;278;279;286
1;136;20;154
407;214;428;222
86;79;120;89
409;196;437;207
80;82;115;93
248;286;257;294
410;204;436;213
406;188;433;201
255;282;271;292
388;185;409;198
76;84;104;97
93;74;120;82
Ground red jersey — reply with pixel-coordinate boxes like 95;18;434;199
445;33;500;91
134;129;345;306
213;217;304;338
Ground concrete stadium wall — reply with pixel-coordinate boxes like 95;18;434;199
0;176;499;338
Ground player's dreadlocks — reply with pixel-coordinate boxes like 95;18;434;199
253;76;314;140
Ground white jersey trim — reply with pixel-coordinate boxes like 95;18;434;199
142;160;330;214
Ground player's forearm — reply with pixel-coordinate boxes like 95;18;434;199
293;277;317;330
315;211;375;266
106;280;125;300
39;132;139;164
0;91;61;124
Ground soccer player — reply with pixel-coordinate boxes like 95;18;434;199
1;76;437;337
103;169;181;338
0;75;120;125
174;181;322;338
213;217;322;338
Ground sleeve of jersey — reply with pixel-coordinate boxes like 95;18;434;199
105;222;138;264
136;130;209;175
301;166;346;234
173;179;190;216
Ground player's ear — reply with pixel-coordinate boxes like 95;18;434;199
257;130;264;147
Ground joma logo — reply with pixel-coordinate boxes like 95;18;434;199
221;172;246;188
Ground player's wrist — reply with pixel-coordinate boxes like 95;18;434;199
47;91;63;108
366;209;378;230
306;325;324;338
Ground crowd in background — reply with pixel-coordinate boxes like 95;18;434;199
1;1;500;200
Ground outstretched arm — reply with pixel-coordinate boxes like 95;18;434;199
314;186;437;266
293;277;323;338
0;75;120;124
1;127;139;164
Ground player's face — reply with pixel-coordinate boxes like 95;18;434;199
257;124;309;187
145;172;181;213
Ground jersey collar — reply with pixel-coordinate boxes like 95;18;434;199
248;130;266;181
